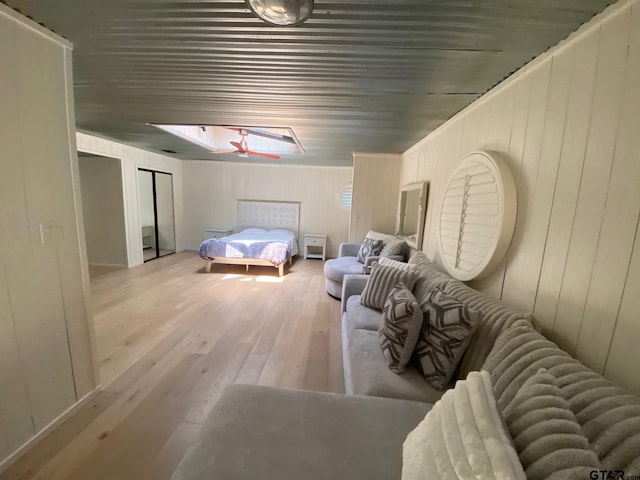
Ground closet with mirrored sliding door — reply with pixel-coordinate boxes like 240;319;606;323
137;168;176;262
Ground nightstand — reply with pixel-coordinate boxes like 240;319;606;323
205;228;233;239
304;233;327;261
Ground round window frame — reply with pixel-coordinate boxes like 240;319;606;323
339;183;353;210
437;151;517;281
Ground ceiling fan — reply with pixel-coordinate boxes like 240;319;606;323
213;128;281;160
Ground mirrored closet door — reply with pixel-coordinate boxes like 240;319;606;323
137;168;176;262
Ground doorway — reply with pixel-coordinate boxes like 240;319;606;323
137;168;176;261
78;152;128;274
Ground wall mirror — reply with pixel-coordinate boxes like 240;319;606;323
396;181;429;251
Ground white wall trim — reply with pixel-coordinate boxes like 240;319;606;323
0;2;73;49
87;263;127;268
187;159;353;171
64;50;100;399
0;387;102;475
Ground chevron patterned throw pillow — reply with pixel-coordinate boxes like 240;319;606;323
415;287;479;390
379;283;423;373
356;237;384;263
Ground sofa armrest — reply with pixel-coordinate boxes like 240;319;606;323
364;255;380;267
365;254;405;267
341;274;369;313
339;242;361;258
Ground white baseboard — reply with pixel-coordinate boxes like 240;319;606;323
88;262;126;268
0;386;103;474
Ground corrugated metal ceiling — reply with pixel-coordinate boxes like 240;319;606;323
5;0;615;165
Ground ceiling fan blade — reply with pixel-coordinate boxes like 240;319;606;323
246;149;281;160
229;141;245;151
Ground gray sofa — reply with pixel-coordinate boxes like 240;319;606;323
323;232;406;298
172;252;640;480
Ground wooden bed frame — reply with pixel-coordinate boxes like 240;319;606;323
203;200;300;277
205;255;293;277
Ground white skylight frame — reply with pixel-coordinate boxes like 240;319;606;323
150;124;306;156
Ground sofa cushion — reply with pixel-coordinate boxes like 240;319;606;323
356;237;383;263
415;286;479;390
443;279;532;378
377;257;415;271
344;328;444;403
361;263;419;311
171;384;432;480
364;230;406;258
483;321;640;472
379;283;423;373
503;368;601;480
344;295;379;331
406;252;456;305
324;255;365;282
402;370;525;480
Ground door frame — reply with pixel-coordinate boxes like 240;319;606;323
137;168;176;262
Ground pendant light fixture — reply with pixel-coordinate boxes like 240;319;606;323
246;0;314;26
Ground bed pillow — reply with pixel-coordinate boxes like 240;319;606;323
241;228;267;234
360;263;419;311
267;228;293;235
402;370;525;480
356;237;384;263
415;286;479;390
378;283;423;373
503;368;601;480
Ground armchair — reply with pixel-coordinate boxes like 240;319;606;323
323;232;406;299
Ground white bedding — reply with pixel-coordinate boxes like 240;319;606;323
216;228;298;257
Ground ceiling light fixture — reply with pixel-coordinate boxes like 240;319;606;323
246;0;313;26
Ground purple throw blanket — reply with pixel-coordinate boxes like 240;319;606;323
199;239;290;266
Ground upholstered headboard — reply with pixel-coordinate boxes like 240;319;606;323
237;200;301;238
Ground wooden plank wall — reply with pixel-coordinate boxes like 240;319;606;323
0;5;96;463
350;153;401;244
401;0;640;394
181;161;352;258
76;133;184;267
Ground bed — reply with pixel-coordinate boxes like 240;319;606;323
199;200;300;277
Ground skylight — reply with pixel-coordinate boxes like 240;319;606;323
151;124;305;157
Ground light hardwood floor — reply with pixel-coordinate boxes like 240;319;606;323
2;252;343;480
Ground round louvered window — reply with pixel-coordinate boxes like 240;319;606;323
339;184;353;209
438;151;517;281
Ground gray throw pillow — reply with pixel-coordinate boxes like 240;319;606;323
503;368;601;480
378;283;423;374
364;230;406;258
356;237;383;263
360;263;419;311
415;286;478;390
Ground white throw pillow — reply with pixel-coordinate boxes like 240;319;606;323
377;256;416;271
402;370;525;480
